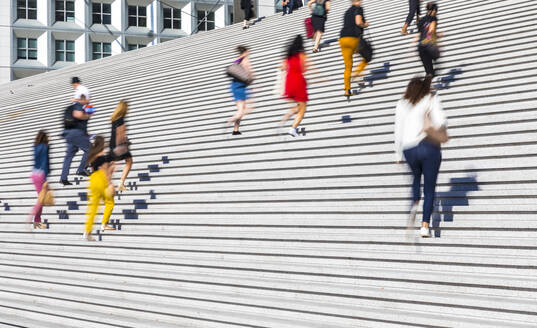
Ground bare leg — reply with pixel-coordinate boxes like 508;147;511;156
313;32;323;51
118;157;133;190
229;100;246;132
281;103;299;125
292;102;307;128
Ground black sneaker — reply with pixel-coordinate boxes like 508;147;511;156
76;169;91;177
232;131;242;135
60;179;72;186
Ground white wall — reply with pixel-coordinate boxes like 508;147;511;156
257;0;274;18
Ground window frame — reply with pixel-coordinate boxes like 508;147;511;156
16;37;38;60
55;39;75;62
163;6;181;30
127;44;147;51
197;10;215;31
17;0;37;20
92;2;112;25
92;41;112;60
128;5;147;27
55;0;75;23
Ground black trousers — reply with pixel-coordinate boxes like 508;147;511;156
418;45;435;76
405;0;421;24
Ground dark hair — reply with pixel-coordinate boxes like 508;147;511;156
237;45;249;55
426;2;438;13
34;130;48;146
403;76;433;105
71;76;81;84
286;35;305;58
87;136;105;165
79;94;86;100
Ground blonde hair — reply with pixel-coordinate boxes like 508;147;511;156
110;100;129;122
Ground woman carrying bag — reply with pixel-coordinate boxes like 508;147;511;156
110;100;132;191
339;0;370;100
394;76;448;238
227;46;255;135
308;0;331;53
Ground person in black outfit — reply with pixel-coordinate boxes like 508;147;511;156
308;0;331;53
110;100;132;191
282;0;295;15
417;2;439;76
401;0;421;35
241;0;254;29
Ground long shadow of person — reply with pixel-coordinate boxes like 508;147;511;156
431;173;479;237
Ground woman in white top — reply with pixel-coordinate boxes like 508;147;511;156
394;76;447;237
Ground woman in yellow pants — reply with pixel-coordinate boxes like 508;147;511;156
83;136;116;241
339;0;370;98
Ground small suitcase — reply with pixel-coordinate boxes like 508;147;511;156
304;17;314;38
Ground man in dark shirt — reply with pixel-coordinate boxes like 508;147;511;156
60;95;92;185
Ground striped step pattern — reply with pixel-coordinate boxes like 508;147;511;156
0;0;537;327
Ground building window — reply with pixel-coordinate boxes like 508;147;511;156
56;0;75;22
17;38;37;60
127;44;146;51
55;40;75;62
128;6;147;27
92;2;111;25
92;42;112;59
17;0;37;20
197;11;215;31
163;7;181;29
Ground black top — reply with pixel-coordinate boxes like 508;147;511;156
340;6;364;38
91;154;113;172
110;117;125;150
240;0;252;9
418;15;437;43
67;102;88;133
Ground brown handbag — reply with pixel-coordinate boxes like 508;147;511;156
423;96;449;145
38;182;55;206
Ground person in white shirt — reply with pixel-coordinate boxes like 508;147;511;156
71;76;90;103
394;76;447;237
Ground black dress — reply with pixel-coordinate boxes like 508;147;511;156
110;117;132;161
311;0;329;33
241;0;253;20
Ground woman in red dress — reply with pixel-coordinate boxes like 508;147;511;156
280;35;309;137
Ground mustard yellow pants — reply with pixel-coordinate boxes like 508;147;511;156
339;37;368;91
84;170;114;233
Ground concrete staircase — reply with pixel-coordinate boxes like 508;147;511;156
0;0;536;327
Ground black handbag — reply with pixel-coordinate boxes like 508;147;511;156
358;37;373;63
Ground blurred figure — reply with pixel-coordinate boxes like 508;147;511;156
241;0;254;29
394;76;448;238
71;77;90;103
60;94;92;185
280;35;309;137
83;136;116;241
28;130;50;229
282;0;294;15
110;100;133;191
401;0;421;35
417;2;439;76
228;46;254;136
339;0;370;99
308;0;331;53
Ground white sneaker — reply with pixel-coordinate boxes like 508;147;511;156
420;226;430;238
288;128;298;137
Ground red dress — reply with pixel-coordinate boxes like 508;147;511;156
284;53;309;102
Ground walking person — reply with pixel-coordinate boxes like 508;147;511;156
282;0;295;15
71;76;90;103
241;0;254;29
110;100;133;191
394;76;448;238
60;94;93;185
28;130;50;229
228;46;254;136
339;0;370;99
308;0;331;53
401;0;421;35
417;2;439;77
83;136;116;241
280;35;309;137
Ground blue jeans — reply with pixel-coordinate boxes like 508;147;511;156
405;0;420;25
61;129;90;181
403;139;442;223
283;0;294;14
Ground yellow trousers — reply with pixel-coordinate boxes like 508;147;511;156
84;170;114;233
339;37;368;91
